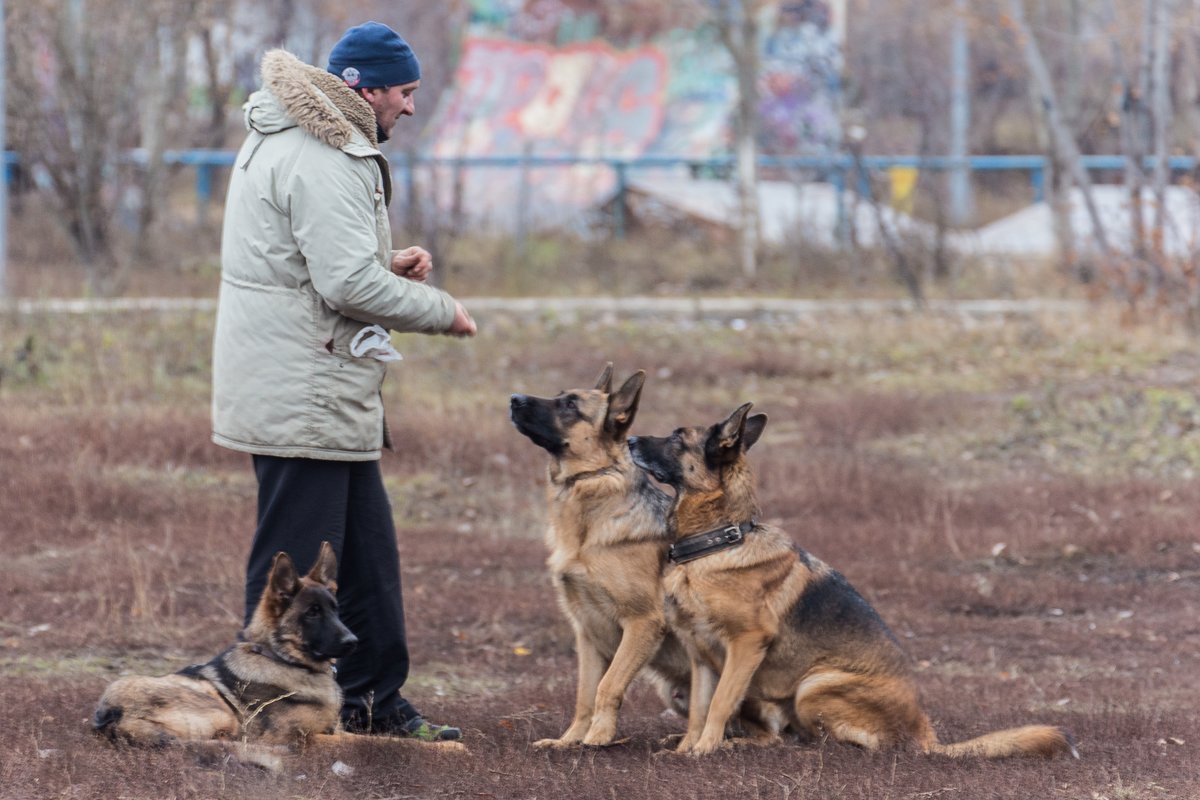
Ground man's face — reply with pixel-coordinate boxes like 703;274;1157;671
362;81;419;137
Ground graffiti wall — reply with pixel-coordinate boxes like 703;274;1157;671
430;38;668;159
421;0;844;227
759;1;843;155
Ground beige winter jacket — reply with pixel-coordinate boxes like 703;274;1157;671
211;50;456;461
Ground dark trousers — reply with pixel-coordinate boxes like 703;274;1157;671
245;455;417;727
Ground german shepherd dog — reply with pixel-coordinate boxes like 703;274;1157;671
509;364;692;747
628;404;1078;759
93;541;356;762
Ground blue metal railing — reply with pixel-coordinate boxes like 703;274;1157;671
5;151;1197;235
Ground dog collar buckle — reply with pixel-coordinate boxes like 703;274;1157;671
669;519;756;564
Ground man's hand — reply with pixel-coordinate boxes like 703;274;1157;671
448;301;477;337
391;246;433;282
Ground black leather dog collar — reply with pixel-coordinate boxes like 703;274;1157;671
668;520;757;564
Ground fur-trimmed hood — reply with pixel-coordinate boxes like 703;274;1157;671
245;49;379;150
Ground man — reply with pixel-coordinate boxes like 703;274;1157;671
211;21;475;741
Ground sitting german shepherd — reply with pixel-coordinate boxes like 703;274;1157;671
509;364;691;747
628;404;1078;759
94;542;356;765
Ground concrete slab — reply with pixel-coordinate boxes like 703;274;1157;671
966;186;1200;259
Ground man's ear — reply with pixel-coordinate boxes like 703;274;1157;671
605;371;646;439
358;86;383;110
593;362;614;394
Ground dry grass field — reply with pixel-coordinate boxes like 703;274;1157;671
1;300;1198;799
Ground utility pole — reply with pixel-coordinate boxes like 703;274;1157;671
0;0;8;299
948;0;973;226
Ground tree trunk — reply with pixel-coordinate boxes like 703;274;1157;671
1150;0;1172;259
1105;0;1149;260
1008;0;1114;263
718;0;760;279
134;10;193;262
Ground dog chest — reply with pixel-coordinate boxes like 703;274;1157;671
663;571;729;668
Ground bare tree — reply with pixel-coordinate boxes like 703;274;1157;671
1111;0;1153;260
195;1;242;150
1150;0;1173;256
1005;0;1113;265
6;0;200;293
713;0;763;280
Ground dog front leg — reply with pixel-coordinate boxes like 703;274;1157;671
534;631;606;748
690;635;768;756
582;617;665;746
675;657;716;753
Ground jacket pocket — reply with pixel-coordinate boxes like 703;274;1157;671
307;304;389;453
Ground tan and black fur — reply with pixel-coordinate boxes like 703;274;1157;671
629;404;1078;759
93;542;356;763
509;364;692;747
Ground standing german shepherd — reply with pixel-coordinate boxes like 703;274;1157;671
628;404;1078;759
94;541;356;756
509;364;691;747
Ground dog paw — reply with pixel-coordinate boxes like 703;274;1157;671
674;736;697;754
687;736;725;756
532;737;578;749
581;724;617;747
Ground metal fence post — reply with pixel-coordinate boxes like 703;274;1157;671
1031;162;1045;204
196;164;212;226
613;160;628;239
832;166;848;246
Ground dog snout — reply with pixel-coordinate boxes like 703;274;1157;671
336;630;358;657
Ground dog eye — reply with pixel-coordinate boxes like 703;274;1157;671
306;604;321;617
560;396;578;411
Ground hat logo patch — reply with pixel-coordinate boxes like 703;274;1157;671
341;67;361;87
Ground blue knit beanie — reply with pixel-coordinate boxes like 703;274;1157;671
327;22;420;89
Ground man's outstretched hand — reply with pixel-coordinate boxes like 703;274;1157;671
448;301;477;337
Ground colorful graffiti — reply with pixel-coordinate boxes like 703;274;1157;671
759;1;842;155
422;1;844;225
450;0;844;157
430;38;668;159
424;38;674;225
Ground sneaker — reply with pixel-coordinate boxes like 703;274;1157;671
398;716;462;742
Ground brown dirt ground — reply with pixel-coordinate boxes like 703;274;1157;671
0;306;1197;799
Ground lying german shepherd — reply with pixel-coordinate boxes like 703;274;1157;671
510;364;691;747
93;542;356;766
628;404;1078;759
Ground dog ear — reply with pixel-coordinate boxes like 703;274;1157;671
605;370;645;439
306;541;339;594
743;413;768;451
707;403;754;465
717;403;754;450
265;551;301;614
593;362;614;394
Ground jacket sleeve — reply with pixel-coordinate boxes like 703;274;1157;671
285;142;456;333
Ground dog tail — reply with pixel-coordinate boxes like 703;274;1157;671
92;704;123;737
927;724;1078;759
